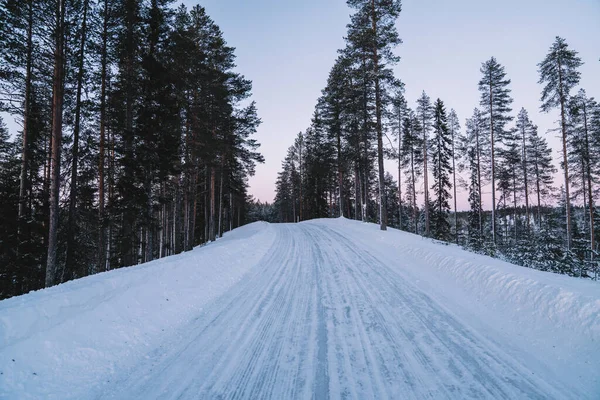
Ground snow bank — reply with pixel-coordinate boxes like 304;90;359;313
315;217;600;390
0;221;275;400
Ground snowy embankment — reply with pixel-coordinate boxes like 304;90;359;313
0;222;275;399
317;218;600;389
1;218;599;399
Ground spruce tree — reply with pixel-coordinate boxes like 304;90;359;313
416;91;433;235
430;99;452;241
478;57;513;246
466;147;483;250
538;36;583;249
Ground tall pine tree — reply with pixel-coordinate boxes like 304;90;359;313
538;37;583;249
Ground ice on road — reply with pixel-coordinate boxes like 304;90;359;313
2;219;599;399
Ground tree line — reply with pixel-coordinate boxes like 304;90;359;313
274;0;600;278
0;0;263;299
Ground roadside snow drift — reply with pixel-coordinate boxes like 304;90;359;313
0;222;275;399
1;218;599;399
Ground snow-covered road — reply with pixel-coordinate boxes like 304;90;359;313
2;219;599;399
99;222;587;399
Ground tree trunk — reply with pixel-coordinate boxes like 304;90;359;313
218;164;224;238
17;1;34;269
65;0;90;280
557;57;571;249
410;151;417;234
337;126;343;217
489;73;497;245
122;0;136;266
371;0;386;231
46;0;66;288
476;125;483;237
422;118;429;236
209;166;216;241
98;0;110;274
398;154;402;230
354;164;360;220
582;100;595;259
513;171;518;241
107;116;116;269
521;123;530;229
451;124;458;243
145;175;153;262
298;140;303;221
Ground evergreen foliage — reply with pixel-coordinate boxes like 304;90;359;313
0;1;263;299
538;36;583;249
430;99;452;241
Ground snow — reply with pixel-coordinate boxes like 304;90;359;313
0;221;275;399
1;218;599;399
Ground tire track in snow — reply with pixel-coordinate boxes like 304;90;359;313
97;222;576;400
99;224;322;400
316;223;575;399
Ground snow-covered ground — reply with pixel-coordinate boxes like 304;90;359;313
1;218;599;399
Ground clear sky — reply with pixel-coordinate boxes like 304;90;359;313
188;0;600;210
2;1;597;210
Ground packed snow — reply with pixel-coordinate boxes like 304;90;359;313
1;218;599;399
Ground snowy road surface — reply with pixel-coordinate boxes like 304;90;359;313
1;219;599;399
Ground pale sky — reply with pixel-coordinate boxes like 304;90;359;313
190;0;600;210
2;1;598;210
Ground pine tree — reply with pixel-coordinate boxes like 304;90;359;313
496;126;520;243
516;108;535;228
0;1;264;298
97;0;115;273
64;0;91;279
568;89;598;256
448;109;460;243
538;36;583;249
0;0;52;292
416;91;433;235
430;99;452;241
320;56;352;217
527;126;556;227
390;86;406;229
46;0;67;287
346;0;402;231
460;108;488;239
478;57;513;245
401;110;423;234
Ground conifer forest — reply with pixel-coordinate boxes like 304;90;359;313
272;1;600;279
1;2;600;398
0;0;598;301
0;0;264;299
